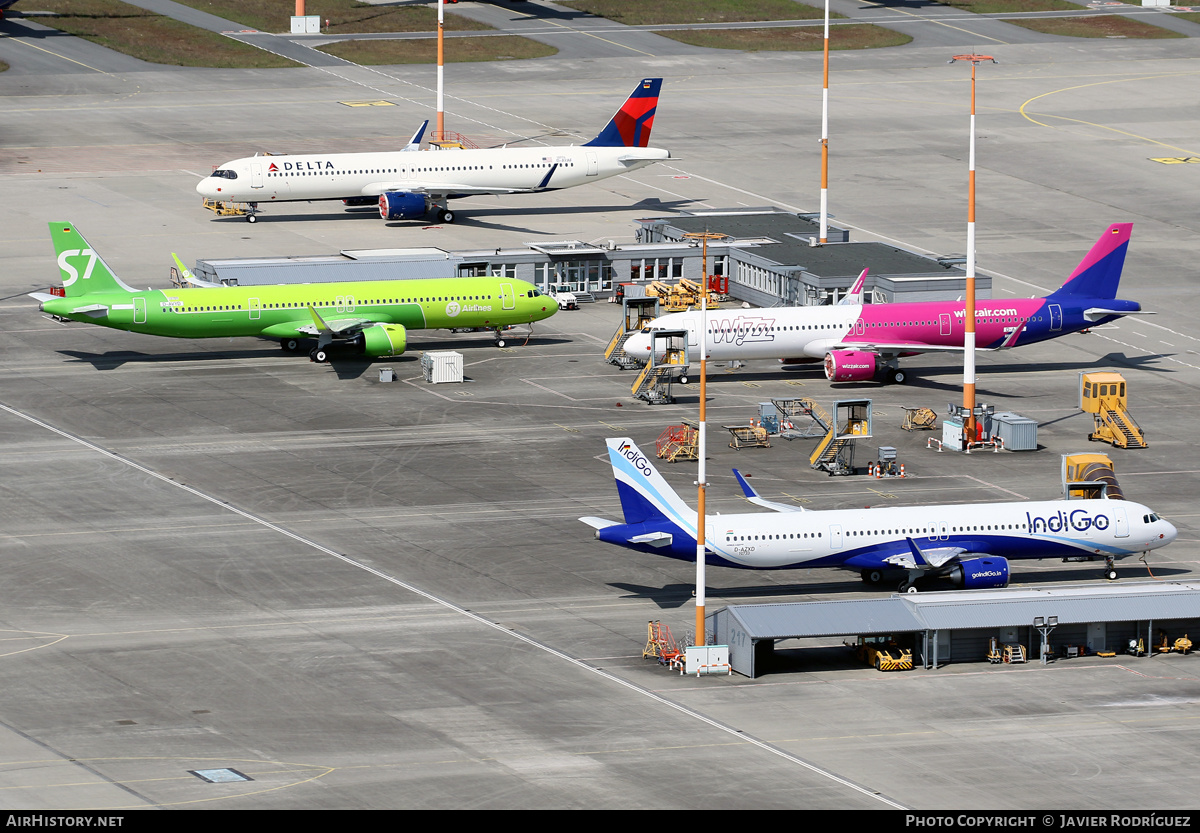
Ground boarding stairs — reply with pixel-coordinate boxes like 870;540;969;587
605;326;641;369
772;398;831;440
631;365;678;405
1094;407;1147;449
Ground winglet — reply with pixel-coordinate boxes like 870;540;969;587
733;469;758;499
534;163;558;191
837;268;868;306
732;468;807;513
404;120;429;151
308;305;331;332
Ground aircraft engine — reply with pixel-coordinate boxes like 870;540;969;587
823;350;877;382
358;324;408;357
946;557;1009;589
379;192;429;221
343;196;376;207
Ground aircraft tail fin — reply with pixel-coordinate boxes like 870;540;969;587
605;437;697;527
1048;223;1132;301
584;79;662;148
48;222;137;297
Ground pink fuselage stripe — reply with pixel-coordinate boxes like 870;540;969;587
853;298;1047;349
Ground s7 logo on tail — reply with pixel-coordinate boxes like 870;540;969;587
56;249;98;286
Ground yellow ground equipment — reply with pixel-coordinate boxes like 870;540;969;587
810;399;871;476
642;278;721;312
643;620;684;669
724;423;771;450
630;329;689;404
902;406;938;431
1062;452;1125;501
202;198;250;217
656;423;698;462
1080;371;1146;449
604;297;660;369
850;636;912;671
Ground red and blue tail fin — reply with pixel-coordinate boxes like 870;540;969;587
584;78;662;148
1049;223;1133;301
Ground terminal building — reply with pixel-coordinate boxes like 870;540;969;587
190;207;982;308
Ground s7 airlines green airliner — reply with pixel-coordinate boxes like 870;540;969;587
32;222;556;362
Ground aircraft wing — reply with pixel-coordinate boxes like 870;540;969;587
299;306;375;337
883;537;965;570
365;165;561;198
732;469;807;512
834;340;1010;355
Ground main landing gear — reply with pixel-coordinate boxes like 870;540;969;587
435;207;456;224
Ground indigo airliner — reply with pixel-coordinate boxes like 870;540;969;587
624;224;1145;383
581;438;1176;592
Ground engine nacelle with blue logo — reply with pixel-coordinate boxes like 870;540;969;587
358;324;408;357
378;192;429;221
824;349;877;382
947;557;1010;589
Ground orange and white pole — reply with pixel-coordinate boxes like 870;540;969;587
949;54;994;446
819;0;830;244
437;0;445;140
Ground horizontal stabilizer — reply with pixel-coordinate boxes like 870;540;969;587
1084;307;1154;321
630;531;673;547
579;516;619;530
28;292;58;303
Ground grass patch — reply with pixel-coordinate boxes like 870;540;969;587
318;36;558;65
1172;12;1200;25
557;0;831;25
171;0;491;33
657;24;912;50
1006;14;1186;37
29;0;301;67
934;0;1086;12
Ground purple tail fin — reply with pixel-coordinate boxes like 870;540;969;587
1049;224;1132;300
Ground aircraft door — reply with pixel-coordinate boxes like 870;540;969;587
829;524;843;549
250;162;264;189
586;151;598;177
134;297;146;324
936;521;949;541
940;313;952;337
248;297;261;320
682;316;698;349
854;318;865;336
1049;304;1062;332
1113;505;1129;538
500;282;516;310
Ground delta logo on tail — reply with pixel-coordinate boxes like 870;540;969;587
587;78;660;148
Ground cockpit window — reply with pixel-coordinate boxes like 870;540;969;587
211;169;238;180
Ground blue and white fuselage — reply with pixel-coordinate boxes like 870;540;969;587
581;438;1176;589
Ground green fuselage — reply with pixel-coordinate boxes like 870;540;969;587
42;276;554;340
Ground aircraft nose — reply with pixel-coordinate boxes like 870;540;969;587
1162;520;1178;545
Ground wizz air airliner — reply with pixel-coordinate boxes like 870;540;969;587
624;224;1146;384
196;79;670;225
581;438;1176;592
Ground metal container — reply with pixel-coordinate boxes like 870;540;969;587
992;411;1038;451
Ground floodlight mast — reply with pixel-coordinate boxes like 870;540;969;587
819;0;831;244
437;0;445;139
948;53;996;445
683;231;726;646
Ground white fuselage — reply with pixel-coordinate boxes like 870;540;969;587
196;144;671;205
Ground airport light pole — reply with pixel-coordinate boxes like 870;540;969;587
819;0;831;244
682;231;726;646
948;53;995;447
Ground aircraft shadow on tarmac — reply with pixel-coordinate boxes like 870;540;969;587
207;198;698;233
611;564;1188;609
